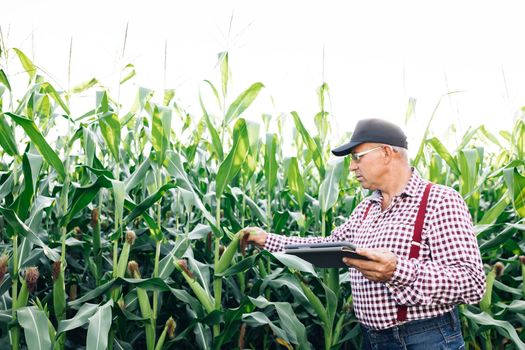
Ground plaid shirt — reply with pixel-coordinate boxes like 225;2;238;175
264;170;486;330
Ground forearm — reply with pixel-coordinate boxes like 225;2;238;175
264;232;339;252
261;201;365;252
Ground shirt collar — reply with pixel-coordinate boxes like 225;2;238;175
402;167;423;197
368;167;423;202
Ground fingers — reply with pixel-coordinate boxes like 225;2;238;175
343;248;397;282
240;227;268;247
241;227;265;237
354;248;390;262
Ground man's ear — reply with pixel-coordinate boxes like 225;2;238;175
383;145;394;164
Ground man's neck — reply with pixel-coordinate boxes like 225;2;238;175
379;166;412;206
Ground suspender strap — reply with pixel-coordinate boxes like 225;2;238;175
396;183;433;322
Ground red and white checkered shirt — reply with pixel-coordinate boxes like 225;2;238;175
264;170;486;330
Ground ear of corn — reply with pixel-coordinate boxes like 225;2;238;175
128;261;155;350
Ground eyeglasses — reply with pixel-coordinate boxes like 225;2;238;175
350;146;383;162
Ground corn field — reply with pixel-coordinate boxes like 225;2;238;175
0;44;524;350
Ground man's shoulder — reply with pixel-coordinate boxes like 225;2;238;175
429;183;460;197
427;183;466;207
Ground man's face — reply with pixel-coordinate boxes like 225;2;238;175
349;143;386;190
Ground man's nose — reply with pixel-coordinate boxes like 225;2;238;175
349;160;358;171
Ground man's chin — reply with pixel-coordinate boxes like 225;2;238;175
358;181;374;191
358;181;369;190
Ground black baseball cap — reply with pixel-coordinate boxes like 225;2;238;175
332;118;408;157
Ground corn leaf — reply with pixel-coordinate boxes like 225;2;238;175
457;126;482;151
98;111;121;162
216;118;250;199
0;310;11;323
0;206;59;261
511;119;525;160
287;157;304;208
120;63;136;85
40;82;70;115
224;82;264;125
111;179;126;230
477;191;510;225
462;309;525;350
458;149;480;212
11;151;42;221
72;78;98;93
202;80;222;111
427;137;460;176
123;181;177;225
5;112;66;180
264;133;278;193
495;300;525;313
199;94;223;161
479;225;516;252
271;252;317;276
0;113;18;156
17;306;52;350
479;125;503;148
165;150;218;232
216;255;257;277
291;111;325;177
69;277;174;308
242;120;261;182
27;195;54;233
86;300;113;350
125;157;151;192
163;89;175;106
219;51;229;99
249;296;312;350
242;311;290;344
0;69;11;91
13;48;37;83
319;159;344;213
57;303;99;335
34;93;51;119
503;167;525;218
60;175;112;226
231;187;266;223
151;104;171;166
158;237;191;280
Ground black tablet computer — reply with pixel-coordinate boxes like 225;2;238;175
284;242;369;268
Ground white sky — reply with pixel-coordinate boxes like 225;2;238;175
3;0;525;156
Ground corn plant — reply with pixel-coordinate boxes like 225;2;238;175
0;44;524;350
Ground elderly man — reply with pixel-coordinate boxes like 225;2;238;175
242;118;485;349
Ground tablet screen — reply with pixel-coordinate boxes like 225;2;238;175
284;241;368;268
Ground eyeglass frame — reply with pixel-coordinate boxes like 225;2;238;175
350;146;386;162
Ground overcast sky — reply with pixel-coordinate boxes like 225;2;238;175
3;0;524;155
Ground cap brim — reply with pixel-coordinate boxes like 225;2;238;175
331;141;363;156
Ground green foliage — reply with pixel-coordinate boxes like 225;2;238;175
0;47;523;350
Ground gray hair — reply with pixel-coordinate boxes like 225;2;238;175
391;146;408;161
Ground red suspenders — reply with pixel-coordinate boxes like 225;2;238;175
361;183;433;322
